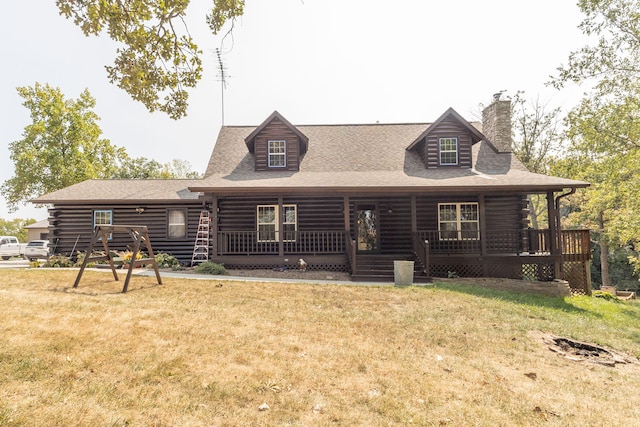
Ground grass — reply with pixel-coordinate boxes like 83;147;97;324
1;269;639;426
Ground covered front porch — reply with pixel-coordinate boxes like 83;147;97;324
206;192;591;293
209;227;590;293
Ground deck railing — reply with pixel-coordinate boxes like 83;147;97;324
216;229;590;259
217;230;346;255
412;234;430;276
413;229;590;257
560;229;591;261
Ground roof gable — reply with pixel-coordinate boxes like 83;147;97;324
406;107;485;151
244;111;309;155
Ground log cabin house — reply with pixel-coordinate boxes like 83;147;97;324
33;96;592;292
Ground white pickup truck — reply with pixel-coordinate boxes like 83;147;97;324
0;236;25;260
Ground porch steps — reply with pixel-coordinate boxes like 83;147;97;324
351;254;429;283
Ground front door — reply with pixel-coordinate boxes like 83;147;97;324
356;205;379;252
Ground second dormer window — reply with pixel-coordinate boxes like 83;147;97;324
268;140;286;167
439;137;458;166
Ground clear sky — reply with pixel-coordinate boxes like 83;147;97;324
1;0;589;221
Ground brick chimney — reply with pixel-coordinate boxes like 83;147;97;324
482;93;512;153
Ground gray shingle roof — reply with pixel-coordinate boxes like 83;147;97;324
32;115;589;204
194;121;588;194
33;179;202;204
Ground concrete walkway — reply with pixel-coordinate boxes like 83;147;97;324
132;268;397;287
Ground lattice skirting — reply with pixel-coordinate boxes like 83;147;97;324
429;261;590;295
428;263;552;280
562;260;590;295
220;262;348;272
429;264;484;278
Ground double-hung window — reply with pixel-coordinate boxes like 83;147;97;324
438;203;479;240
168;209;187;239
439;137;458;165
257;205;297;242
94;210;113;239
268;140;286;167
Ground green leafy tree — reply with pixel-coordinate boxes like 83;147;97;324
1;84;203;212
162;159;203;179
551;0;640;98
1;83;124;212
551;95;640;286
0;218;35;243
510;91;563;228
55;0;245;119
112;157;202;179
112;157;167;179
551;0;640;286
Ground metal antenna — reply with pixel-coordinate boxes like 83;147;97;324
215;48;229;125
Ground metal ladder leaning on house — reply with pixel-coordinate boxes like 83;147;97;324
191;211;211;266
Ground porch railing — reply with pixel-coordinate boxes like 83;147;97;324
412;234;430;276
215;228;589;259
560;229;591;261
414;229;590;257
216;230;346;255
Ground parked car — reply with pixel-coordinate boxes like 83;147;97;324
24;240;50;261
0;236;23;260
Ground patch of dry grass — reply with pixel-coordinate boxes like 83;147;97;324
1;269;639;426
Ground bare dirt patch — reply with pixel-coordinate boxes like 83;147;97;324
531;330;639;367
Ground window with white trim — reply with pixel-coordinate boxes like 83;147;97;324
268;140;286;167
94;210;113;239
439;137;458;165
283;205;297;242
438;203;479;240
168;209;187;239
257;205;297;242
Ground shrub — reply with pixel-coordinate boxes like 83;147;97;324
73;251;96;268
44;255;73;268
194;262;227;275
593;291;622;302
155;252;180;269
122;251;144;263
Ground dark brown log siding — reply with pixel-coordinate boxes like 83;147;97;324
425;118;473;168
415;194;527;253
217;196;344;232
216;194;527;255
253;118;301;171
484;194;529;252
48;203;204;263
349;196;413;254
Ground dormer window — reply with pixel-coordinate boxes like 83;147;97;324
439;137;458;165
268;140;286;168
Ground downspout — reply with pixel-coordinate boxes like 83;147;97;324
555;188;576;211
552;187;577;279
554;187;577;247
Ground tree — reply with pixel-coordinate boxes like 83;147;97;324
112;157;167;179
112;157;203;179
1;84;203;212
550;0;640;98
510;91;564;228
550;0;640;286
550;95;640;287
162;159;203;179
1;83;124;212
55;0;245;119
0;218;35;243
